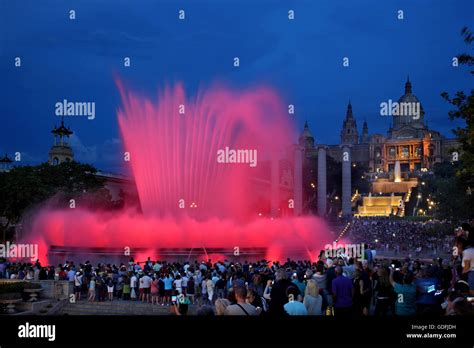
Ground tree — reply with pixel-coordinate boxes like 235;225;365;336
441;27;474;189
0;161;106;241
437;27;474;219
419;162;472;219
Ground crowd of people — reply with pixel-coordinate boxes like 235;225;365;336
1;220;473;317
345;217;457;257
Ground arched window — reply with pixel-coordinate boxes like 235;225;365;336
375;147;381;158
429;144;435;157
53;157;59;165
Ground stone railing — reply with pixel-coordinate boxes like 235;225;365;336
27;280;73;300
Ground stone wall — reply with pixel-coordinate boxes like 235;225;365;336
29;280;73;300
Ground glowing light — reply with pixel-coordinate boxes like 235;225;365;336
21;81;333;263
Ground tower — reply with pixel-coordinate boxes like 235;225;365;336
0;153;13;172
392;76;425;129
340;101;359;145
298;120;315;149
360;120;369;144
48;117;74;165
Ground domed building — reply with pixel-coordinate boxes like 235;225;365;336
300;77;459;175
391;76;425;131
298;77;461;216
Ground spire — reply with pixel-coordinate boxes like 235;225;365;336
52;117;73;136
360;119;369;144
346;101;353;119
0;153;13;163
299;120;314;149
405;75;412;94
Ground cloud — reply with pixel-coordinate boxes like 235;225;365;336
69;134;98;163
68;135;125;172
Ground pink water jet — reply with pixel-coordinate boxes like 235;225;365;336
21;81;333;263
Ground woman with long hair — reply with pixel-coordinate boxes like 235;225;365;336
215;298;231;315
374;267;393;316
303;279;323;315
151;275;159;305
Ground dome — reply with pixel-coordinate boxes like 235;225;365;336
301;121;313;138
393;77;425;128
399;93;421;104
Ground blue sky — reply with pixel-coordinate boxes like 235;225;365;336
1;0;473;173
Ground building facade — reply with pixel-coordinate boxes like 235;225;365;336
300;78;460;176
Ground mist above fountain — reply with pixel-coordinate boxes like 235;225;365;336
23;81;332;263
116;81;294;221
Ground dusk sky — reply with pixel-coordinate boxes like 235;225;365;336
1;0;473;173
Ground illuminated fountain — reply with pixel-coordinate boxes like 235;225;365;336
22;81;332;263
358;161;418;217
394;160;402;183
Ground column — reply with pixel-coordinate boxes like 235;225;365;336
294;146;303;216
341;144;352;216
271;154;279;218
317;146;327;216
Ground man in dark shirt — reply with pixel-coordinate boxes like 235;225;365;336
415;267;443;316
268;268;300;316
215;276;226;298
332;266;353;317
326;259;337;295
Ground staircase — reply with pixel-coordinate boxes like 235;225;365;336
356;194;404;217
58;299;197;315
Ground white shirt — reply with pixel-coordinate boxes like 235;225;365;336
130;276;137;288
206;279;214;293
174;278;183;289
142;275;152;288
462;247;474;272
74;275;83;286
